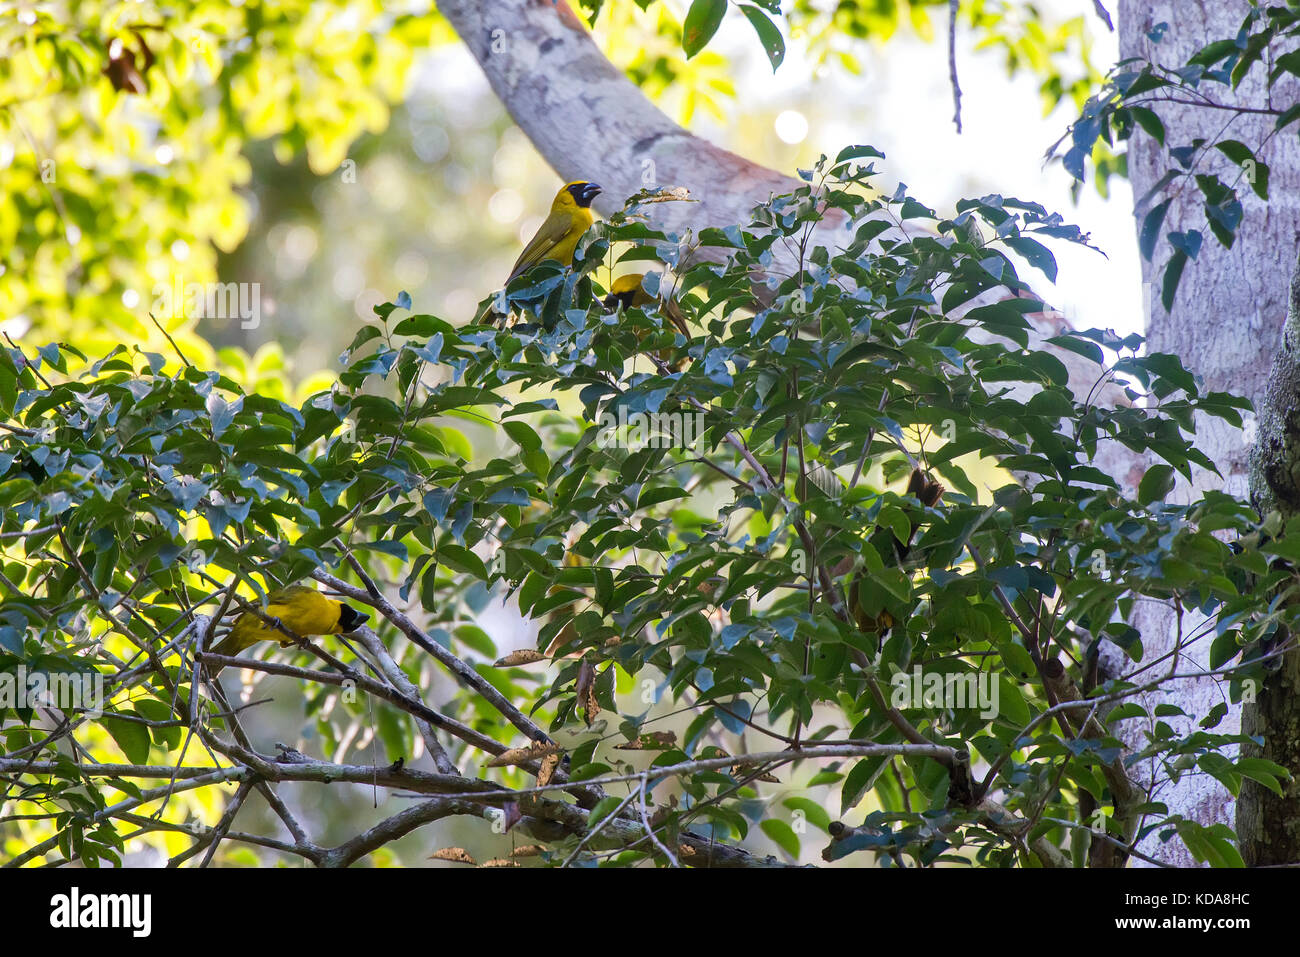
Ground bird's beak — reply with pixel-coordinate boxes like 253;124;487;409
338;606;370;632
580;182;603;205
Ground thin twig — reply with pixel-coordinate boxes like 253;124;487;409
638;772;679;867
948;0;962;134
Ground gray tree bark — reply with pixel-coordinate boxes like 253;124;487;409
1119;0;1300;866
436;0;838;257
1242;251;1300;866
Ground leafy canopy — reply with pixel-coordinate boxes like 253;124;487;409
1;154;1287;867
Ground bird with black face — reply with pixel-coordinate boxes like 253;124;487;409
602;272;693;370
508;180;602;282
602;273;691;338
206;584;370;675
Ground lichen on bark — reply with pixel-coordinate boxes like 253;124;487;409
1241;244;1300;867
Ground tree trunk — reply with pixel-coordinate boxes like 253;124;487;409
436;0;834;261
1119;0;1300;865
1241;251;1300;866
446;0;1300;866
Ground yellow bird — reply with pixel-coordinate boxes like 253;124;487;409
508;180;603;282
207;584;369;673
602;272;692;369
601;273;691;338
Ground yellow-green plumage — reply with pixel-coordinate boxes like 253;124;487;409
507;180;602;282
208;584;369;673
602;272;691;338
602;272;692;370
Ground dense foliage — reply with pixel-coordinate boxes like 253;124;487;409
2;157;1290;866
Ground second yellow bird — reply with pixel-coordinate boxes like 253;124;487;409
208;584;369;673
508;180;602;282
602;273;691;339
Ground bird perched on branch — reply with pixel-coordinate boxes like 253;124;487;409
602;272;692;369
508;181;602;282
207;584;369;674
601;273;691;337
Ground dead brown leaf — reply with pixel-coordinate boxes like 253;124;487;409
637;186;694;203
575;659;600;727
494;649;548;667
730;763;781;783
486;741;564;768
537;750;562;788
428;847;477;865
616;731;678;751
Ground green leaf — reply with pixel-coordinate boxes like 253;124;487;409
782;796;832;832
833;144;886;169
1212;139;1251;167
637;486;691;510
588;796;626;829
841;756;887;813
1161;248;1188;312
738;4;785;71
1139;201;1170;262
1234;757;1287;797
1128;106;1165;146
101;714;151;765
437;544;488;581
1188;38;1238;67
454;624;497;659
504;420;541;452
760;818;800;859
996;639;1038;682
1003;236;1058;282
1199;702;1228;729
1177;820;1244;868
683;0;727;58
1137;464;1175;506
1213;140;1268;200
1276;103;1300;133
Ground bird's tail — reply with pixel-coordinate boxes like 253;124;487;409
661;296;691;340
654;298;692;372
